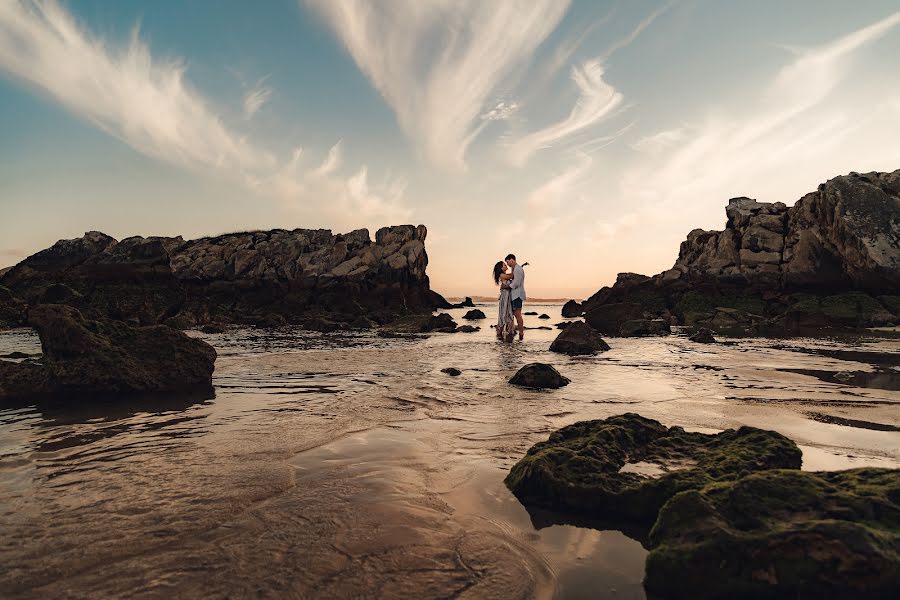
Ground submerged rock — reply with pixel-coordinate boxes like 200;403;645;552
505;413;801;525
462;309;486;320
424;313;458;333
441;367;462;376
509;363;570;389
561;300;583;318
688;327;717;343
456;325;480;333
524;311;538;316
0;304;216;404
538;314;550;320
618;318;671;337
646;468;900;599
549;322;610;355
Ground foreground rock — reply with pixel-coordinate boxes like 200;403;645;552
0;305;216;404
549;322;610;355
646;468;900;599
509;363;570;389
505;414;801;525
689;327;717;343
583;169;900;335
0;225;442;330
462;309;486;320
561;300;583;318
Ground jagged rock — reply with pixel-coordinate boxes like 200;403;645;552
0;225;442;331
509;363;570;389
424;313;458;333
688;328;716;343
441;367;462;376
456;325;480;333
0;305;216;404
618;319;671;337
0;285;26;328
581;169;900;335
462;309;486;320
645;468;900;599
505;413;801;526
459;297;475;307
561;300;583;318
549;322;610;355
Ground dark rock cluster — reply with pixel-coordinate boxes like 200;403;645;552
549;322;610;355
505;413;900;598
0;225;443;330
583;170;900;335
0;304;216;405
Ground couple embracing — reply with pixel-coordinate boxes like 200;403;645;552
493;253;526;342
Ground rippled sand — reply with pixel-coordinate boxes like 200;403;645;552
1;303;898;599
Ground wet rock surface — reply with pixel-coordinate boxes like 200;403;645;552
549;322;610;355
0;225;440;330
505;414;802;526
462;309;486;320
509;363;570;389
582;169;900;335
561;300;583;318
689;328;717;343
0;305;216;404
646;468;900;599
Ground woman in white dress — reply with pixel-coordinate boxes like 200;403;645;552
493;261;516;342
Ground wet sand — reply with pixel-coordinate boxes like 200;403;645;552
1;303;898;598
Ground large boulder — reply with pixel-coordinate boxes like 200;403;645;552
561;300;583;318
0;305;216;404
646;468;900;599
505;414;801;526
509;363;570;389
549;322;610;355
462;309;486;320
579;169;900;335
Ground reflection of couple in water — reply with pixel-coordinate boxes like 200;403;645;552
492;253;527;342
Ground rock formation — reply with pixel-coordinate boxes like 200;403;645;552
584;170;900;334
561;300;583;318
509;363;570;389
549;322;610;355
0;304;216;404
0;225;441;330
646;468;900;598
505;414;801;525
462;309;486;320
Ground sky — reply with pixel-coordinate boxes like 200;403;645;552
1;1;899;299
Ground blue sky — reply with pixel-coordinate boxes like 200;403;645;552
2;1;899;297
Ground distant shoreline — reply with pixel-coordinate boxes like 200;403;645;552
446;296;571;303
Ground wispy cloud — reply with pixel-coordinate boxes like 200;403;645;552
507;6;667;167
0;0;409;232
0;0;272;173
480;101;520;122
527;153;593;212
508;59;623;166
630;126;687;154
243;79;272;118
305;0;570;170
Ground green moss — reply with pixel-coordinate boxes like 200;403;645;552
878;295;900;317
646;468;900;599
504;414;801;526
785;291;895;328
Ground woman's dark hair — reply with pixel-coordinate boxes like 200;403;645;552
493;261;505;285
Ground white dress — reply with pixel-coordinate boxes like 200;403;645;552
497;284;516;340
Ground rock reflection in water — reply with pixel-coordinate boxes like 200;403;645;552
1;303;898;598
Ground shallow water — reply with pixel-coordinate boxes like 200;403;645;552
1;303;898;598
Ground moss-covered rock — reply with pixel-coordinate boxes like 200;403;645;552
509;363;570;389
504;414;801;526
646;468;900;599
782;292;895;329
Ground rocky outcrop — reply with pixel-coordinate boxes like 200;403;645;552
0;225;441;329
688;328;716;343
0;305;216;404
646;468;900;599
618;318;671;337
462;309;486;320
509;363;570;389
561;300;583;318
549;322;610;355
583;170;900;334
505;414;801;525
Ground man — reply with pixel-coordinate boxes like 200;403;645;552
505;253;526;340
